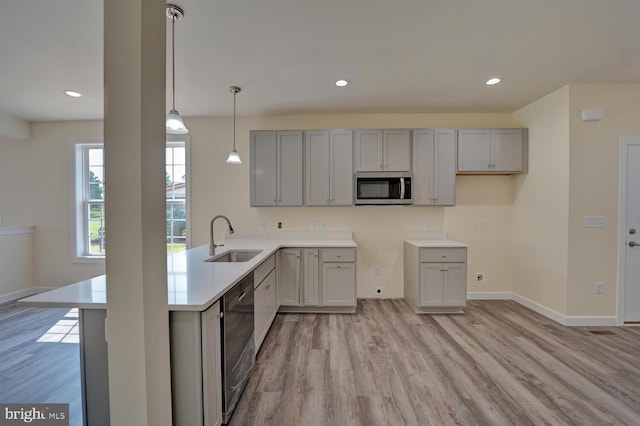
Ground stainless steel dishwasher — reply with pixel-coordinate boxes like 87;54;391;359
221;272;255;424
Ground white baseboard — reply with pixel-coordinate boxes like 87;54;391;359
467;291;512;300
466;292;618;326
510;292;618;326
0;287;54;305
563;316;618;327
510;293;568;325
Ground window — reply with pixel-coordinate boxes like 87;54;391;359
73;138;189;260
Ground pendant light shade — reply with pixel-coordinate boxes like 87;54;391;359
226;86;242;164
166;5;188;135
226;149;242;164
166;109;188;134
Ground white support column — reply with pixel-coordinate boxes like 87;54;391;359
104;0;172;425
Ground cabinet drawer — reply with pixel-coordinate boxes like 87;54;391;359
254;254;276;287
321;248;355;262
419;248;466;263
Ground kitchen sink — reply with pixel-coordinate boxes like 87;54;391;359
205;249;262;263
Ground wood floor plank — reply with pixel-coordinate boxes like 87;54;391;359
232;299;640;425
3;300;640;426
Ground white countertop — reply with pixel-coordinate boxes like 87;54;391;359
18;233;357;312
404;239;468;248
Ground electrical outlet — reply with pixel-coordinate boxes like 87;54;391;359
277;221;283;229
374;266;381;275
476;273;484;282
479;218;486;230
424;219;430;230
595;282;604;294
258;220;266;230
375;287;383;296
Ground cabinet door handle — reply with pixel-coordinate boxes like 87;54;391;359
444;268;449;272
337;265;342;269
440;268;444;272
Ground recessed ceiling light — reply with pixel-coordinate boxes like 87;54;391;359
64;90;82;97
486;78;501;86
335;79;349;87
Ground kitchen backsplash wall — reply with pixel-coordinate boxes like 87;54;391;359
187;113;515;298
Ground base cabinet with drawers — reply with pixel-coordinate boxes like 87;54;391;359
277;247;356;313
404;242;468;313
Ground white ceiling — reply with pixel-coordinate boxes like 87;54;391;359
1;0;639;122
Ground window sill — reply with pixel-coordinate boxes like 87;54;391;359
73;256;105;264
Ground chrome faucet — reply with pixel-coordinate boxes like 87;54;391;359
210;215;235;255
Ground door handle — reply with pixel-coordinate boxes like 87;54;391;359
629;241;638;247
630;228;636;235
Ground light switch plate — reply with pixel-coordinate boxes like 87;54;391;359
584;216;605;228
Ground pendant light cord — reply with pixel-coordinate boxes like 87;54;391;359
233;91;237;150
171;16;176;110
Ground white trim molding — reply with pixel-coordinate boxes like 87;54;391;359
0;226;35;236
468;291;619;326
467;292;512;300
0;287;54;305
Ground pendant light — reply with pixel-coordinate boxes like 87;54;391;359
226;86;242;164
166;4;188;134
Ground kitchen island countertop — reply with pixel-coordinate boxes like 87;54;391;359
18;232;357;312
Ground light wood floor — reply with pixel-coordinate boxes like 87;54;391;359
231;299;640;426
0;303;82;426
2;300;639;426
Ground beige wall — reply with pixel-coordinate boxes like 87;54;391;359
0;232;35;296
3;86;639;315
566;84;640;316
0;121;106;287
0;113;517;299
188;113;515;298
512;86;570;314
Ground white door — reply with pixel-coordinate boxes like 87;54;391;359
620;137;640;323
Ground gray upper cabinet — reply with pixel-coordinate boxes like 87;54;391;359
457;129;527;173
412;129;456;206
354;129;411;172
250;130;303;206
305;130;353;206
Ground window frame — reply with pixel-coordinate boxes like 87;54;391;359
71;136;190;262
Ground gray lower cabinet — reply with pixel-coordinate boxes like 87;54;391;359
254;254;277;352
404;243;467;313
277;247;356;312
170;301;222;426
276;248;301;306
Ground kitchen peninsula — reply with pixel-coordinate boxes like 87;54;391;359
19;231;357;426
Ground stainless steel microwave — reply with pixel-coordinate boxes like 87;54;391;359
354;172;412;205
